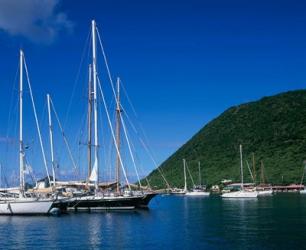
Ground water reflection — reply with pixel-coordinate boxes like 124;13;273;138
87;214;103;248
0;195;306;249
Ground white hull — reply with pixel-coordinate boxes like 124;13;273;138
0;198;53;215
222;191;258;198
300;189;306;194
186;191;210;196
170;192;186;195
67;206;135;211
171;191;186;195
258;190;273;196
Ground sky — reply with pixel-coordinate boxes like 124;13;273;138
0;0;305;185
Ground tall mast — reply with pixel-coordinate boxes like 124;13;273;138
92;20;99;190
198;161;201;186
240;144;244;190
252;152;256;184
87;64;92;181
19;50;24;196
47;94;56;186
183;159;187;192
115;77;121;193
260;161;265;185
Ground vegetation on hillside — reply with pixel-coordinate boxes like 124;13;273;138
144;90;306;189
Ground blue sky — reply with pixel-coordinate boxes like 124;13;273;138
0;0;305;185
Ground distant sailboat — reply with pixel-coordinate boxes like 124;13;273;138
186;161;210;196
222;145;258;198
0;50;59;215
257;161;273;196
168;159;187;195
299;162;306;194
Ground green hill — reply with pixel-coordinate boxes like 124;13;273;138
145;90;306;189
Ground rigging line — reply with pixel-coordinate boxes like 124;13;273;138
122;108;170;188
186;162;195;187
96;26;165;188
120;79;139;118
97;75;131;190
107;111;116;181
112;80;164;186
96;27;160;187
5;63;19;173
6;63;19;140
75;100;88;148
23;56;51;185
300;164;306;186
119;96;152;155
24;157;37;186
122;106;160;174
63;28;91;129
120;106;138;134
95;26;117;99
246;160;255;183
120;114;142;187
77;142;84;180
122;117;151;188
97;97;108;179
71;93;88;178
77;102;88;147
33;101;48;159
49;97;79;177
138;136;170;188
117;81;157;175
138;127;171;187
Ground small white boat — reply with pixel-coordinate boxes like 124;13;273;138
256;161;273;196
184;161;210;196
222;145;258;199
186;189;210;196
257;190;273;196
170;188;186;195
299;164;306;194
222;190;258;198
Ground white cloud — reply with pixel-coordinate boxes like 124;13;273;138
0;0;73;43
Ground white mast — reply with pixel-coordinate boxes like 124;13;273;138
87;64;92;182
19;50;25;197
240;144;244;190
183;159;187;192
92;20;99;190
198;161;201;186
115;77;121;193
47;94;56;186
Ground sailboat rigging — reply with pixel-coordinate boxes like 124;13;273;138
222;144;258;198
256;160;273;196
64;20;157;210
0;50;66;215
186;161;210;196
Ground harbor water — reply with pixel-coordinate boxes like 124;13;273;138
1;193;306;249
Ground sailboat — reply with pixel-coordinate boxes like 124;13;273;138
170;159;188;195
66;20;156;210
299;163;306;194
222;145;258;198
186;161;210;196
257;161;273;196
0;50;61;215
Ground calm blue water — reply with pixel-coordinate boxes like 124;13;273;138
1;194;306;249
